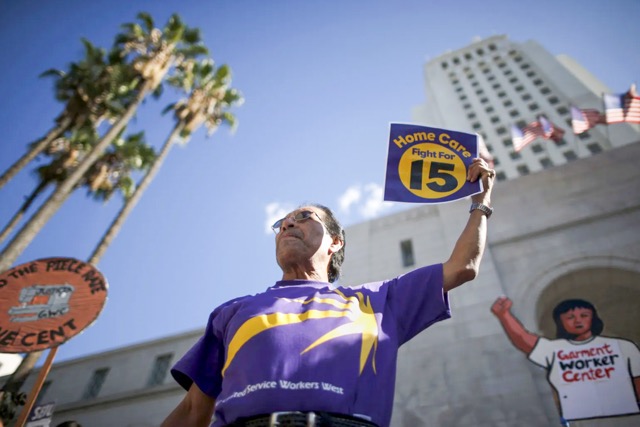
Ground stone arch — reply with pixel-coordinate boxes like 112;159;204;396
521;256;640;343
513;256;640;336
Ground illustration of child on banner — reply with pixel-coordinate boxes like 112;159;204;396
491;296;640;424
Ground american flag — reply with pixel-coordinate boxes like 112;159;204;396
571;106;605;134
604;93;625;124
604;84;640;124
538;115;565;142
511;122;544;152
626;84;640;124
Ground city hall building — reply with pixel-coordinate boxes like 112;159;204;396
4;36;640;427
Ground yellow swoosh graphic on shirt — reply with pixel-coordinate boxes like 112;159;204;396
221;290;379;377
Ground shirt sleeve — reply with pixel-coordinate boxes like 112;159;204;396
620;338;640;377
385;263;451;345
170;308;227;398
528;336;554;368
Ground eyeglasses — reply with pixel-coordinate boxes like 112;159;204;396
271;210;324;234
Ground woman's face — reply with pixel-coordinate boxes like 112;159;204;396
560;307;593;339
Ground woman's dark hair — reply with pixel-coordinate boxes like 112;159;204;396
552;299;604;339
310;203;345;283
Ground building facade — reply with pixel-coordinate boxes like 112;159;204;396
412;35;639;181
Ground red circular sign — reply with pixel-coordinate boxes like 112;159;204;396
0;257;108;352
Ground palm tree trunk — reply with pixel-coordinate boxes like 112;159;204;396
88;124;183;265
0;79;154;275
0;116;72;190
0;181;50;244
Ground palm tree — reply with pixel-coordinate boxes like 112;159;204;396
0;132;155;423
0;15;209;422
0;127;96;244
0;39;136;190
0;12;208;275
88;58;243;266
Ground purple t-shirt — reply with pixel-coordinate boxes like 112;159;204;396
171;264;449;427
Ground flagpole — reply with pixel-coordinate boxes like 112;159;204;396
602;92;613;147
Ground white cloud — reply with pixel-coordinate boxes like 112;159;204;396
338;185;362;213
336;183;395;221
359;183;394;219
264;202;294;234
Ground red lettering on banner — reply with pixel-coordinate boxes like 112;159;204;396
561;367;616;382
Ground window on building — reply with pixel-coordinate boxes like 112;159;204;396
557;106;569;115
549;96;559;105
492;156;500;166
471;80;479;87
521;63;531;70
496;126;507;135
147;353;174;387
400;240;415;267
528;103;539;111
455;86;463;93
489;44;497;51
480;97;489;104
476;48;484;56
486;106;495;113
522;94;532;101
487;75;496;81
496;171;507;181
467;112;476;119
503;69;513;76
492;83;501;89
83;368;109;399
481;67;490;74
36;381;52;404
451;78;459;85
490;116;500;124
526;70;535;77
441;62;448;70
533;78;543;86
509;77;518;84
467;73;476;80
564;151;578;161
510;151;521;160
509;109;519;117
476;89;484;95
497;62;506;68
453;57;460;65
540;157;553;169
578;133;590;140
587;143;603;154
459;94;467;101
463;103;471;110
502;138;512;147
503;100;513;107
516;119;527;128
516;164;530;175
556;138;567;146
497;91;506;98
472;122;482;130
464;52;472;60
515;85;524;92
540;87;551;95
531;144;543;153
513;55;523;62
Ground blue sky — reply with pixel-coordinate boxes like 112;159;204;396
0;0;638;363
